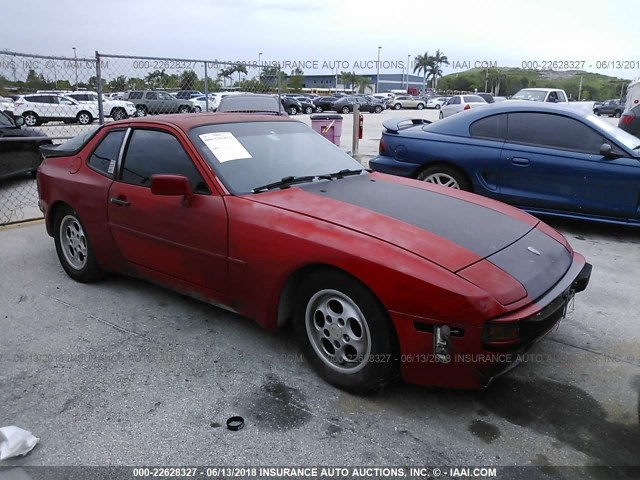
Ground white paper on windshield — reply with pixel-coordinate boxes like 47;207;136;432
199;132;252;162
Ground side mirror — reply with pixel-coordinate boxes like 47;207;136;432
150;174;193;205
14;116;25;127
599;143;615;158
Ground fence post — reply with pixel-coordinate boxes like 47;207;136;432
352;103;360;157
277;63;283;115
204;61;209;112
95;51;104;124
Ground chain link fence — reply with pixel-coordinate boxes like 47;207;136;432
0;50;286;226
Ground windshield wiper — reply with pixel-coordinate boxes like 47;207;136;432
252;175;319;193
251;169;368;193
320;168;369;179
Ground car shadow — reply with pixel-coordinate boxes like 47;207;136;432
538;216;640;244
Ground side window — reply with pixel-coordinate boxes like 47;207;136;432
88;130;126;177
129;92;143;99
469;115;507;140
146;92;158;100
557;91;567;102
451;97;461;105
507;113;603;154
158;92;172;100
120;129;210;193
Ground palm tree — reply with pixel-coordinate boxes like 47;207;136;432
427;64;442;89
432;49;449;89
413;52;435;94
340;71;360;92
233;63;248;84
357;76;371;94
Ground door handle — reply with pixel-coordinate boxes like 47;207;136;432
511;157;530;166
110;197;130;207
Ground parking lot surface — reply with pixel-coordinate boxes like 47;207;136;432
0;217;638;477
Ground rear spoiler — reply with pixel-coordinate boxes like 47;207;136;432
382;117;431;134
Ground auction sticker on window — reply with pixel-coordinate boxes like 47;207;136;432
199;132;252;162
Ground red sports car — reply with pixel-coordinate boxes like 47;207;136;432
37;114;591;393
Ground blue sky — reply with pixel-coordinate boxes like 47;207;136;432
3;0;638;80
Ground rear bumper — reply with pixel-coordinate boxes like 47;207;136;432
369;155;420;177
391;256;592;389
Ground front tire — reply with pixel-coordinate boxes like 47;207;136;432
54;206;106;283
393;103;402;110
76;111;93;125
111;108;127;121
374;105;382;113
293;270;399;394
435;104;441;110
417;103;425;110
288;106;298;115
614;110;622;118
195;106;202;113
178;105;190;114
136;105;148;117
417;165;471;191
341;106;351;114
315;106;323;113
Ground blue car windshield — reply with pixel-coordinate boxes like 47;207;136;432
585;114;640;151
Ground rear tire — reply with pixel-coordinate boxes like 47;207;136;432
435;104;441;110
341;106;351;114
293;269;399;394
417;165;471;191
614;110;622;118
288;106;298;115
53;206;107;283
417;103;425;110
23;112;40;126
374;105;382;113
316;106;323;113
178;105;191;114
136;105;148;117
394;103;402;110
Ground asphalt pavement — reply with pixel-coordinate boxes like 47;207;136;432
0;216;638;477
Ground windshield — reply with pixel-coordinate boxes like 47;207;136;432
584;114;640;151
511;90;548;101
189;121;364;194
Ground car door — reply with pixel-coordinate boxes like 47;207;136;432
144;92;161;114
107;127;229;292
58;96;79;119
157;92;176;113
443;96;461;117
499;112;640;219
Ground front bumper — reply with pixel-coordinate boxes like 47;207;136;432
390;256;592;389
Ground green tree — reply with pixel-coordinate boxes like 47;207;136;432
145;69;170;89
413;52;435;93
427;64;443;88
180;70;199;90
288;67;304;92
432;49;449;88
340;71;359;91
108;75;127;91
356;76;371;93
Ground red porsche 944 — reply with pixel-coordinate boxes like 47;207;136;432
37;114;591;393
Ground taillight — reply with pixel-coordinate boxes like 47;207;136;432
620;114;634;125
464;104;471;110
379;137;386;154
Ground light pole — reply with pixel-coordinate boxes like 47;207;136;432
72;47;78;90
406;54;411;90
375;46;382;93
258;52;263;81
258;52;262;66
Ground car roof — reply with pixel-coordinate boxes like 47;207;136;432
423;101;592;135
109;112;295;130
518;88;559;92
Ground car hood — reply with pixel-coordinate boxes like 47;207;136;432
249;173;572;301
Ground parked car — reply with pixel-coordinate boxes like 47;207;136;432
387;95;426;110
286;95;315;115
122;91;194;116
0;96;14;116
493;96;508;102
426;97;448;110
439;95;487;119
0;111;52;180
510;88;569;104
618;103;640;137
332;96;383;114
217;94;284;115
593;99;625;118
313;96;339;113
175;90;203;99
280;96;303;115
36;113;591;392
190;95;217;113
475;93;495;104
64;91;137;121
13;94;98;126
370;102;640;225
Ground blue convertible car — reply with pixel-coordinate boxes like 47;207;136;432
370;102;640;225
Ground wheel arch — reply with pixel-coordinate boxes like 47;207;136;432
413;161;474;192
46;200;70;236
276;263;382;329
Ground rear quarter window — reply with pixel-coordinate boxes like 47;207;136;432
470;115;507;140
88;130;126;177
